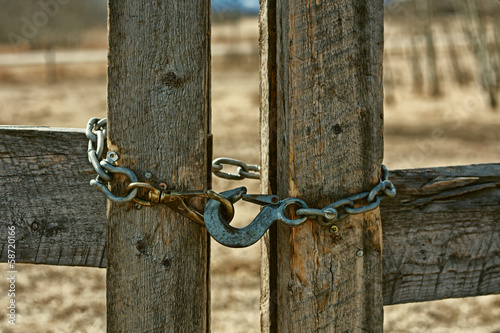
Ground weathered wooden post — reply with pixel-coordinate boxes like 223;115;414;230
107;1;211;331
261;0;385;331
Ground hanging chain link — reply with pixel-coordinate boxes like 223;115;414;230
86;118;139;202
86;118;112;182
85;118;396;247
212;157;260;180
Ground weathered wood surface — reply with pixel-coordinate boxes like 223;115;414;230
265;0;385;331
1;130;499;306
381;163;500;305
0;126;106;268
106;1;211;332
259;0;279;330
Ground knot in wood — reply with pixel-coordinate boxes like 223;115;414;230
333;124;343;134
160;71;183;88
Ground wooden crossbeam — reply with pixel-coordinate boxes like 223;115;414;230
1;126;499;305
0;126;106;268
382;164;500;304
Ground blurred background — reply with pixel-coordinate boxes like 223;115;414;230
0;0;499;332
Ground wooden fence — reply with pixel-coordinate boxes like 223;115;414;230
1;0;499;332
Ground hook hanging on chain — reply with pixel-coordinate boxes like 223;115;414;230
204;187;308;248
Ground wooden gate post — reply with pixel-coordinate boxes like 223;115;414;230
107;1;211;331
261;0;385;331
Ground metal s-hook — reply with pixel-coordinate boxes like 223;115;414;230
204;187;309;248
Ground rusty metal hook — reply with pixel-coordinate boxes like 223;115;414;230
204;187;309;248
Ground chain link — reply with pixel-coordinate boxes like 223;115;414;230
212;158;260;180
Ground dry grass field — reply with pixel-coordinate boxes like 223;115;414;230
0;17;499;332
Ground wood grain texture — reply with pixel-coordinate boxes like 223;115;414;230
0;126;106;268
107;1;211;332
381;164;500;305
259;0;279;331
269;0;385;331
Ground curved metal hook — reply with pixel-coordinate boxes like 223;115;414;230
204;188;308;248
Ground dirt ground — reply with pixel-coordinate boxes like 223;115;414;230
1;17;500;332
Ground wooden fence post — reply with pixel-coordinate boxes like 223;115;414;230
261;0;385;331
107;1;211;331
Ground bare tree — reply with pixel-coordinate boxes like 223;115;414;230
461;0;497;109
405;3;424;94
440;17;471;86
493;24;500;95
384;51;396;105
419;0;441;97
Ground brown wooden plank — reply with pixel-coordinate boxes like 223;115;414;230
267;0;385;331
381;164;500;305
0;126;106;268
106;1;211;332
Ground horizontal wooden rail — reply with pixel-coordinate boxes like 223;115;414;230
0;126;106;268
1;127;499;305
381;164;500;304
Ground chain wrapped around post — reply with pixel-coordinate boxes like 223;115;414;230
85;118;233;223
86;117;139;202
85;118;396;248
295;165;396;227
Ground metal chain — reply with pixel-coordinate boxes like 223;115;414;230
296;165;396;228
86;118;139;202
85;118;245;211
86;118;111;182
212;157;260;180
210;158;396;227
85;118;396;247
87;119;261;203
211;159;396;227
